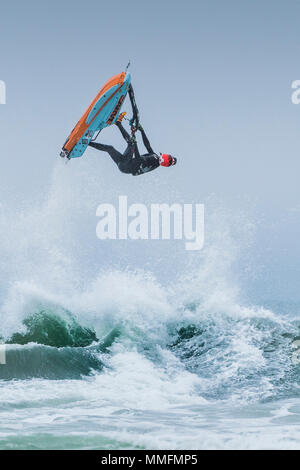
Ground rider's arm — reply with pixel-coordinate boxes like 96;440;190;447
139;126;154;154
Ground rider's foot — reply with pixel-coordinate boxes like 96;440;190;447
116;112;126;124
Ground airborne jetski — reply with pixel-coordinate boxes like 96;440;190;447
60;67;177;175
60;71;131;159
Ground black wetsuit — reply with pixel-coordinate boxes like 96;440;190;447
89;122;160;176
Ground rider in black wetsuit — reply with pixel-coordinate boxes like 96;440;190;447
89;114;177;176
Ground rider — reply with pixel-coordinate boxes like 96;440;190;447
89;113;177;176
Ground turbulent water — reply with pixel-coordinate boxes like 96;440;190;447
1;160;300;450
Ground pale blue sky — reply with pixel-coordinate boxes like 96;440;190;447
1;0;300;300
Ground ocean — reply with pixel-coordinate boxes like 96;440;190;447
1;161;300;450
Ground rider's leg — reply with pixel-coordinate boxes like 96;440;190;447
115;121;142;158
89;142;123;166
115;121;132;144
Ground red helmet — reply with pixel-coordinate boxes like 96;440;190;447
160;154;177;167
